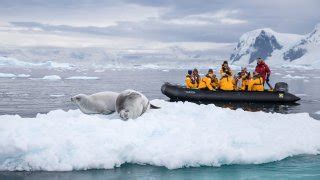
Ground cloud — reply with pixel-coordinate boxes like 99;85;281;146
0;0;319;46
165;10;247;25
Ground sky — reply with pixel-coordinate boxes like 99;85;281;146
0;0;319;57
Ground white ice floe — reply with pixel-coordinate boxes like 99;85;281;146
50;94;65;97
0;100;320;171
0;73;16;78
0;73;31;78
283;74;308;79
42;75;62;80
65;76;99;80
17;74;31;78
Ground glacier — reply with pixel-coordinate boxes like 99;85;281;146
0;100;319;171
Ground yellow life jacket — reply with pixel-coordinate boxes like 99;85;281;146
219;76;235;91
248;77;264;91
211;76;219;89
185;74;197;89
240;74;250;91
240;79;250;91
198;75;214;90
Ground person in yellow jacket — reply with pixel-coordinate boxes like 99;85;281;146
239;68;251;91
248;71;264;91
185;70;197;89
211;74;219;89
192;68;201;87
198;69;217;91
220;60;232;76
219;71;235;91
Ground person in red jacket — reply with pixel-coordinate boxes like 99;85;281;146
255;58;271;84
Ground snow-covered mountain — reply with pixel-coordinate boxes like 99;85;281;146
283;24;320;65
230;24;320;67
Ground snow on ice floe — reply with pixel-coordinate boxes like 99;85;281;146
65;76;100;80
50;94;65;97
0;73;16;78
282;74;309;79
0;100;320;171
0;73;31;78
42;75;62;80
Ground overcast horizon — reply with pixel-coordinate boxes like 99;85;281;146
0;0;319;58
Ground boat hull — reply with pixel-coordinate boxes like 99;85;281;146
161;83;300;103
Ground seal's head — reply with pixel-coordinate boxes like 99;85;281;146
71;94;87;104
119;109;130;120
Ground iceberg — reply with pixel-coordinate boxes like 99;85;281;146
65;76;99;80
0;100;319;171
42;75;62;80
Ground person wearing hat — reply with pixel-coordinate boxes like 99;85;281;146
198;69;217;91
185;70;197;89
248;71;264;91
219;70;235;91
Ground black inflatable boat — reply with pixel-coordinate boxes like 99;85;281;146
161;82;300;103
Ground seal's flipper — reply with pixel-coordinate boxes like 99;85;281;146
150;104;160;109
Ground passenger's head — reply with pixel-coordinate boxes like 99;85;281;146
193;68;199;75
257;58;263;65
241;67;247;72
226;71;232;76
222;61;228;67
207;69;214;76
187;70;192;75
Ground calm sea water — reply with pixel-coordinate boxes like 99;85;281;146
0;67;319;179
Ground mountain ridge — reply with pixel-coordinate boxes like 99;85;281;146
230;24;319;67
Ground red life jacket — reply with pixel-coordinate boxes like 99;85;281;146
255;62;271;81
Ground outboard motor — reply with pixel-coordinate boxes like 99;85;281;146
274;82;288;93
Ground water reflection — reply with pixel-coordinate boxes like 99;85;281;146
213;102;300;114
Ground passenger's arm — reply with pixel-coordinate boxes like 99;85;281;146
206;79;213;90
265;64;271;75
185;78;192;88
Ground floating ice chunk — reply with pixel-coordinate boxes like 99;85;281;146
42;75;62;80
65;76;99;80
17;74;31;78
50;94;65;97
0;73;16;78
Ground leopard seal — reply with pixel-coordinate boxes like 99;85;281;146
71;91;119;115
116;89;160;120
